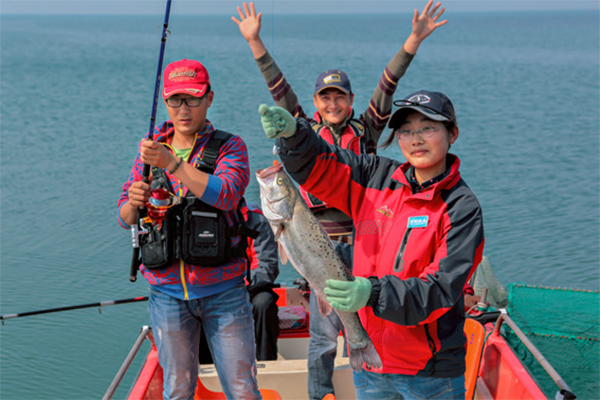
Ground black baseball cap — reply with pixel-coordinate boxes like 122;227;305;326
388;90;456;129
314;69;352;95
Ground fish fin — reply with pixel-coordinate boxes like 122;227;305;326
317;295;333;318
349;340;382;372
278;242;288;265
273;225;284;241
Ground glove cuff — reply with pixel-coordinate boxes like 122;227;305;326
366;277;381;308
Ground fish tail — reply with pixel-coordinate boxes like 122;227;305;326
349;341;382;372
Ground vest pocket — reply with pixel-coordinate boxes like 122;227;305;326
140;213;176;269
181;199;229;265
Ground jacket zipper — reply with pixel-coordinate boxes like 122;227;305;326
393;228;412;272
423;324;438;376
175;175;189;301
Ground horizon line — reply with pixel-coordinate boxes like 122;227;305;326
2;0;599;16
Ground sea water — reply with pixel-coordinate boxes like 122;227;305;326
1;10;598;400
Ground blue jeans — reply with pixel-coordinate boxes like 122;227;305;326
307;241;353;400
353;369;465;400
149;282;261;400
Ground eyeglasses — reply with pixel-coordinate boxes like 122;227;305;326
166;95;206;108
393;99;452;120
395;126;444;141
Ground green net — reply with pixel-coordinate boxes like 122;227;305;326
472;256;508;309
504;283;599;400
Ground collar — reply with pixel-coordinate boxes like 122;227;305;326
153;120;215;168
392;154;461;195
406;161;451;194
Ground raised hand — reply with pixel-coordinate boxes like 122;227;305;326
412;0;447;40
402;0;448;54
232;2;262;43
259;104;297;139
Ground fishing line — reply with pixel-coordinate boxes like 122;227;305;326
270;0;280;157
271;0;275;72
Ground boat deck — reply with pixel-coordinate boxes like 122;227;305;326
199;336;356;399
113;286;576;400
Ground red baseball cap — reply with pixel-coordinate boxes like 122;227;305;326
162;59;210;99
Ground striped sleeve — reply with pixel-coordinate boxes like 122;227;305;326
362;48;415;146
256;50;308;119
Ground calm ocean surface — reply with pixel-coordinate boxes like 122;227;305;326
1;10;599;400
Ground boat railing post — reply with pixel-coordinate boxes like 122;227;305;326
103;325;152;400
492;311;576;399
492;308;507;336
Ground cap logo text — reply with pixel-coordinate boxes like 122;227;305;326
169;69;197;81
323;74;341;84
408;94;431;104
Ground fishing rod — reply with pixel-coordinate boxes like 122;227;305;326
0;296;149;324
130;0;173;282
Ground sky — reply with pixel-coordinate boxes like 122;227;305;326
1;0;599;15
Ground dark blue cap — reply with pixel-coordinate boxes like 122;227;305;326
388;90;456;129
314;69;352;95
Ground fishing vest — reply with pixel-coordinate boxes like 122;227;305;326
139;130;257;270
303;110;371;210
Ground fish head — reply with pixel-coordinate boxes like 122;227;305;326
256;162;298;224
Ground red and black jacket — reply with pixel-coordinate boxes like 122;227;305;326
301;109;369;211
277;118;485;377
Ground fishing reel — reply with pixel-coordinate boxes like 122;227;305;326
145;188;178;226
130;188;180;248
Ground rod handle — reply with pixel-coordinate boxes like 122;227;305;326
130;247;140;282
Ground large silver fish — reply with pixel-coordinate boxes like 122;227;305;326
256;162;382;372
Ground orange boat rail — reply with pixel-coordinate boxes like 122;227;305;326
105;288;575;400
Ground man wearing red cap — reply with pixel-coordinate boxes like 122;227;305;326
233;2;448;399
118;59;261;399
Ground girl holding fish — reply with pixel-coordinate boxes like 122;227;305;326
258;89;484;399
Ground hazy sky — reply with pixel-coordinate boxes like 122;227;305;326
2;0;599;15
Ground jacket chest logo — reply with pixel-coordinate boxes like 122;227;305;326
407;216;429;228
376;205;393;218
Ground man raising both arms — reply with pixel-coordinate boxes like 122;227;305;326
234;2;447;399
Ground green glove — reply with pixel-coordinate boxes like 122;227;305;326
259;104;297;139
324;277;372;313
